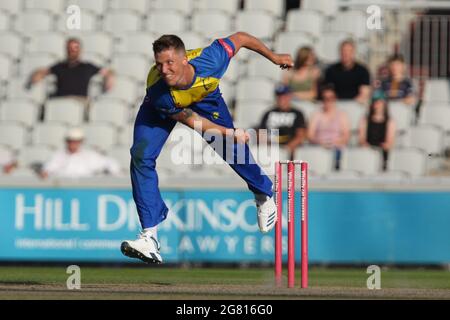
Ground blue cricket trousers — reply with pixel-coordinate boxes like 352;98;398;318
130;96;273;229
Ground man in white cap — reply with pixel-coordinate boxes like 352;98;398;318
40;128;121;179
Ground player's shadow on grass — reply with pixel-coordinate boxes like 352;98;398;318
0;281;43;285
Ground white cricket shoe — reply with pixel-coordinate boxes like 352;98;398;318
121;231;162;264
255;195;277;233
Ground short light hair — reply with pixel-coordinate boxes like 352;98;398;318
153;35;185;55
67;37;81;47
340;39;356;50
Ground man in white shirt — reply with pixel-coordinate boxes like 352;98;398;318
40;128;121;179
0;148;17;174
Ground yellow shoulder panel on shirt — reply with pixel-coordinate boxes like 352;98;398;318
186;48;203;61
146;65;160;88
170;76;220;108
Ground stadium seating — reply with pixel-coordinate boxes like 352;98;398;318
245;0;285;18
102;76;139;105
291;100;318;123
388;148;427;177
0;11;10;32
7;77;47;104
286;10;323;40
8;167;37;177
78;33;113;60
25;0;65;15
221;59;239;83
152;0;194;15
367;171;410;181
14;10;53;34
196;0;240;15
247;55;283;82
0;32;24;59
56;10;98;32
249;144;289;176
116;32;157;56
317;32;353;63
275;32;315;57
389;102;414;133
341;147;383;175
403;125;445;155
109;0;150;13
301;0;339;17
81;123;117;153
89;99;130;128
0;55;13;81
423;79;450;104
44;98;85;125
218;79;235;108
329;10;368;40
192;11;233;39
108;146;130;173
0;123;27;151
0;100;38;128
18;145;53;168
0;0;23;15
111;53;152;82
176;32;208;50
118;125;133;147
67;0;108;16
32;123;67;149
233;101;272;129
419;105;450;132
236;78;275;105
103;10;142;34
146;10;186;34
294;147;335;176
19;52;57;76
235;11;276;41
337;101;366;132
26;32;66;59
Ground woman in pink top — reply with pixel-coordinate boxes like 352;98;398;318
308;85;350;169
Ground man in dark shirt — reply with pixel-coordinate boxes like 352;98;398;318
324;39;371;104
31;38;115;98
259;84;306;157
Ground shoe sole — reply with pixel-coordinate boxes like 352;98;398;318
120;242;162;264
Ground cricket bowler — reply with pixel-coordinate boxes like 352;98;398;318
121;32;294;264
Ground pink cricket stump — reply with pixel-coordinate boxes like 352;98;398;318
274;161;282;286
301;162;308;288
287;161;295;288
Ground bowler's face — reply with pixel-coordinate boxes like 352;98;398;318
155;48;187;87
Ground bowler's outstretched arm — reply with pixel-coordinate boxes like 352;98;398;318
228;32;294;69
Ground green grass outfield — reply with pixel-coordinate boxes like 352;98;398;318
0;265;449;300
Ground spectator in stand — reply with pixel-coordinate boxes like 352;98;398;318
259;84;307;158
282;46;321;102
31;38;115;99
380;54;416;106
40;128;121;179
308;84;350;169
358;91;396;170
324;39;371;104
30;38;115;119
0;148;17;174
